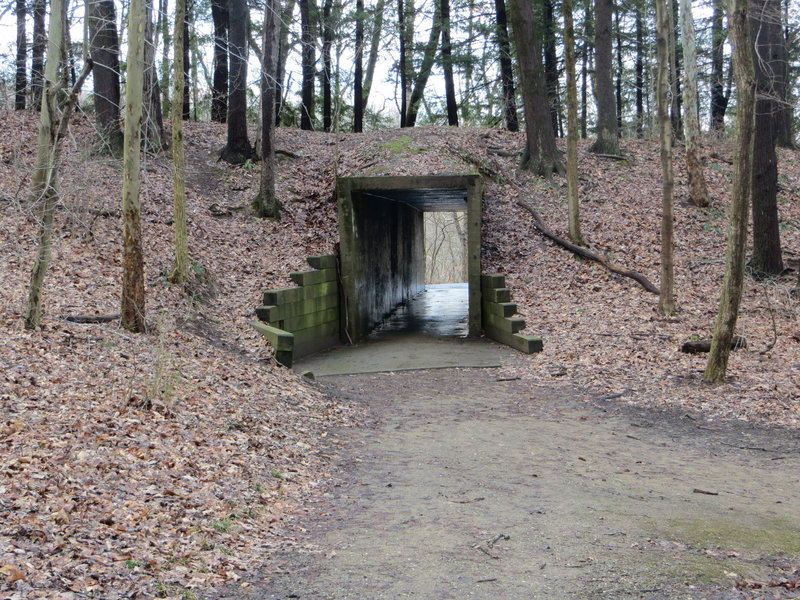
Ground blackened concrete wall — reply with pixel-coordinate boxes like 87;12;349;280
342;191;425;341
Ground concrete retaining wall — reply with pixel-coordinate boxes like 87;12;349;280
481;274;543;354
252;255;340;367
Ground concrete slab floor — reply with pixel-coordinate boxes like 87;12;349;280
294;284;513;377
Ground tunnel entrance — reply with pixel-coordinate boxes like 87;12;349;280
336;175;482;344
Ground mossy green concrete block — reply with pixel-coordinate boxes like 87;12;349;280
257;294;338;322
482;301;518;318
289;268;337;286
250;322;294;352
484;324;543;354
486;314;526;334
282;307;339;332
294;334;341;358
484;287;511;303
516;334;543;353
307;255;338;270
481;274;506;290
292;321;341;357
263;281;338;305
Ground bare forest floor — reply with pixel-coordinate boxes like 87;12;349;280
1;110;800;599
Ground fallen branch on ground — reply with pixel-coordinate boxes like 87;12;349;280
63;314;120;323
680;336;747;354
516;199;659;295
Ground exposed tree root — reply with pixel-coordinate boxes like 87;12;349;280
516;199;659;295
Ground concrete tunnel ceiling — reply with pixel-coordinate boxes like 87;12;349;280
337;175;483;344
358;188;469;212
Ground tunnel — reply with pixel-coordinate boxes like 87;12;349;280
336;175;483;344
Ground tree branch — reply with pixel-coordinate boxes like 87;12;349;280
516;198;659;295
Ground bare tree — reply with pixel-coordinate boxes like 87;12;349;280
298;0;316;130
748;0;784;276
564;0;584;245
494;0;518;131
704;0;757;383
404;0;442;127
15;0;26;110
121;0;147;332
709;0;729;130
87;0;124;156
30;0;46;109
507;0;564;175
656;0;675;316
253;0;282;219
170;0;189;284
679;0;709;207
590;0;619;155
440;0;458;126
221;0;254;163
26;0;92;329
211;0;229;122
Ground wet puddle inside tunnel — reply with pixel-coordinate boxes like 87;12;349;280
369;283;469;338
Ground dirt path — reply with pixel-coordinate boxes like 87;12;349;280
223;368;800;600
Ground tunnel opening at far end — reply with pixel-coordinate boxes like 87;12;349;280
337;175;482;344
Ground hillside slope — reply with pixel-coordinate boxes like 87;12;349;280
1;111;799;598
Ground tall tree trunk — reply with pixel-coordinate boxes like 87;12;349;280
221;0;254;162
709;0;728;131
398;0;414;127
354;0;364;132
441;0;458;126
121;0;147;333
321;0;333;132
580;0;592;139
404;0;442;127
748;0;784;276
704;0;756;383
31;0;46;110
16;0;27;110
590;0;619;154
253;0;281;218
656;0;675;315
494;0;518;131
775;0;793;147
361;0;385;111
88;0;124;156
298;0;316;130
190;19;201;119
564;0;584;245
158;0;170;114
543;0;560;137
211;0;228;122
182;1;191;119
668;0;683;140
615;5;623;133
635;5;644;138
26;0;91;329
170;0;189;284
143;0;165;151
460;0;475;124
679;0;709;207
507;0;564;175
275;0;295;125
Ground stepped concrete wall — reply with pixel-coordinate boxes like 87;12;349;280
252;255;341;367
481;274;543;354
